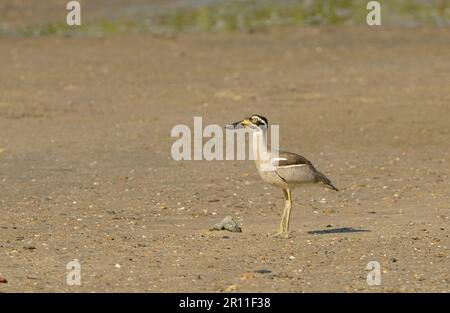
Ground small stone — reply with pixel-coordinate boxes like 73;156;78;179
254;269;272;274
223;284;237;292
210;216;242;232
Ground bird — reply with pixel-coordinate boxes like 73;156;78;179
226;114;338;239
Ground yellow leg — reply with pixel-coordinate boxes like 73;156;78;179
271;188;291;239
282;189;292;236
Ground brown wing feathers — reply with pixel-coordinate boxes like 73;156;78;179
315;171;339;191
277;151;338;191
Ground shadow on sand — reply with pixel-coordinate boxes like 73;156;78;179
307;227;370;235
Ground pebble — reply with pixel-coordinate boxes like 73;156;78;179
223;284;237;292
210;216;242;232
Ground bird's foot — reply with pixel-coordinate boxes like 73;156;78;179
270;231;290;239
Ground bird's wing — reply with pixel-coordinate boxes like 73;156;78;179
272;150;315;168
273;150;338;191
271;150;316;183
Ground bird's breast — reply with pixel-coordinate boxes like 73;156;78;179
255;160;289;188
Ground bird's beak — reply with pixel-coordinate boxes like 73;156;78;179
225;119;251;130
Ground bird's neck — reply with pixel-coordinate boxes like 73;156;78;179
252;128;270;163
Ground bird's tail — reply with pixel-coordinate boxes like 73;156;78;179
316;171;339;191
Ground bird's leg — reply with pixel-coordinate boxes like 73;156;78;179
282;189;292;237
271;188;290;239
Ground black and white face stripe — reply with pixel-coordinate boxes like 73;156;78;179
248;114;268;128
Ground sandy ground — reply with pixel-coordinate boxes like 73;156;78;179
0;27;449;292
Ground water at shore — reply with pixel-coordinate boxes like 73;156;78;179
0;0;449;37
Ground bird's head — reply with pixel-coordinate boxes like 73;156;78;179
226;114;268;130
